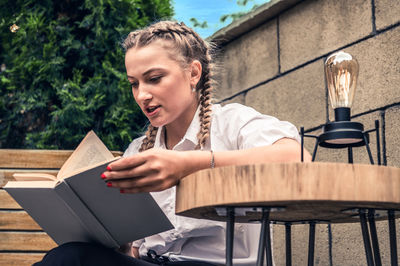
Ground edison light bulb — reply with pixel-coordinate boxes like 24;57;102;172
325;51;359;109
319;51;365;147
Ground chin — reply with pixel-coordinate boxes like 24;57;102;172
148;119;167;128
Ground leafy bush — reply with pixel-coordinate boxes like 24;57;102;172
0;0;173;150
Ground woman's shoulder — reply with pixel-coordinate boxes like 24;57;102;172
123;135;146;157
211;102;297;134
211;103;300;147
212;103;261;118
210;103;269;138
212;103;267;125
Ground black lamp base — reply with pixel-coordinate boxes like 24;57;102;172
335;107;351;121
319;121;367;148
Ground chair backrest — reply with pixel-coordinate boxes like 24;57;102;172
0;149;122;265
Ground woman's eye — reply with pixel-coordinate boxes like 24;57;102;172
130;81;139;89
149;76;162;83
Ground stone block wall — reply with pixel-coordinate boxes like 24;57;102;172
210;0;400;264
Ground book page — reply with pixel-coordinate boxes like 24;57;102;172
62;156;120;181
5;180;56;188
57;131;115;180
13;173;57;182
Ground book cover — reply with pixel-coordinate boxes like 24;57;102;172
4;131;173;248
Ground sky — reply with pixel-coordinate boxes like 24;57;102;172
173;0;270;38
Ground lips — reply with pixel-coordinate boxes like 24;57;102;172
145;105;161;117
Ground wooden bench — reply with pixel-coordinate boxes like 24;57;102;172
0;149;122;266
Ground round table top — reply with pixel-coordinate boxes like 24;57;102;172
175;162;400;223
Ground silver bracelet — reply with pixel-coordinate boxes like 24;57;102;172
210;150;215;168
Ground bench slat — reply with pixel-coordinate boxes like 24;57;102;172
0;211;41;230
0;149;123;168
0;150;73;168
0;169;59;187
0;232;56;251
0;253;46;266
0;189;21;209
0;148;123;256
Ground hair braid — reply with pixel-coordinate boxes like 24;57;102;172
123;21;214;151
139;125;158;152
195;50;213;150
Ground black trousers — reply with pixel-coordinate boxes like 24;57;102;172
33;242;217;266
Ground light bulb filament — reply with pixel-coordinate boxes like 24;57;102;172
325;51;359;109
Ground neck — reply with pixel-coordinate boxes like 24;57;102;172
164;102;198;149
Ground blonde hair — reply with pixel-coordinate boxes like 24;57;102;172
122;21;213;151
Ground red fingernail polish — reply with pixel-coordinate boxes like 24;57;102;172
120;189;125;194
107;182;112;187
101;173;106;179
106;166;112;171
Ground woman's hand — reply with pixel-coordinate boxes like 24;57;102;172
101;138;310;194
102;149;205;193
131;246;139;258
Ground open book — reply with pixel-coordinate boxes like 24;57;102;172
4;131;173;248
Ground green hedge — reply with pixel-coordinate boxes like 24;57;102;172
0;0;173;150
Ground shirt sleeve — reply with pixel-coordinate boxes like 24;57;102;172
237;113;301;149
214;103;300;150
131;238;145;248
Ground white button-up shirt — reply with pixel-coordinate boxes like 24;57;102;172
123;103;300;265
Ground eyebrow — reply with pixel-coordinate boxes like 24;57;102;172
127;68;165;79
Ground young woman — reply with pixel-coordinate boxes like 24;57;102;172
34;21;310;266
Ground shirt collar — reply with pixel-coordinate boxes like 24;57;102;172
154;105;201;150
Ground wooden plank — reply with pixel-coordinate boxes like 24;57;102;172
0;253;46;266
0;150;73;168
0;169;59;187
0;149;123;168
176;162;400;223
112;151;123;157
0;211;41;230
0;232;56;251
0;189;21;209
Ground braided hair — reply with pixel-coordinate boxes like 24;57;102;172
122;21;213;151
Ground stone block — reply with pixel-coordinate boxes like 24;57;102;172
273;223;329;265
331;222;366;265
330;26;400;115
215;19;278;99
331;219;400;265
375;0;400;30
385;105;400;167
279;0;372;72
245;59;326;130
219;93;246;106
351;112;382;164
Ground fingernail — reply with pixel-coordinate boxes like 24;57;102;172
101;173;106;179
106;165;112;171
107;182;112;187
120;189;125;194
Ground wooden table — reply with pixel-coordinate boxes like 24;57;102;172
175;162;400;266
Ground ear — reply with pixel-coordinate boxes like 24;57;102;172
189;60;202;87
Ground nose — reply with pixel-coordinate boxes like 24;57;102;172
134;84;152;103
